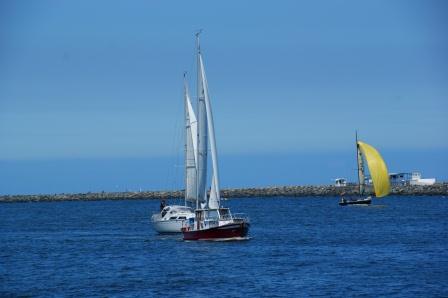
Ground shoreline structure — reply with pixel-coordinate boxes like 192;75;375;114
1;183;447;203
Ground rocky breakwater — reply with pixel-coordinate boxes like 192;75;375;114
0;183;446;203
221;183;448;198
0;190;184;203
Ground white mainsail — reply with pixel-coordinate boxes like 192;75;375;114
199;54;221;209
356;132;365;195
196;34;208;208
184;75;198;204
357;144;365;195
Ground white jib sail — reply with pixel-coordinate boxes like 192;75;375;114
186;92;198;165
184;77;198;203
208;174;219;209
199;54;220;209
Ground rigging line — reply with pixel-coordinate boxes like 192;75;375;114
173;84;185;203
164;78;184;199
187;34;197;107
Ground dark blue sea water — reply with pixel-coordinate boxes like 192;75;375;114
1;197;447;297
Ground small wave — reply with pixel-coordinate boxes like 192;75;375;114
198;236;251;242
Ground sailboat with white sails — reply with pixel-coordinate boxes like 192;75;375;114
181;32;250;240
340;132;391;206
150;74;198;233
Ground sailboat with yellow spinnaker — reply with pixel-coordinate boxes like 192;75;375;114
357;141;390;198
340;136;390;206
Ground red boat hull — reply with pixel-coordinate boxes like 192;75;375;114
182;222;250;241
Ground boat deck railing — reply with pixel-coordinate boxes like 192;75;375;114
182;213;250;229
232;213;250;223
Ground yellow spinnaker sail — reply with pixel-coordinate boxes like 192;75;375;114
357;141;390;198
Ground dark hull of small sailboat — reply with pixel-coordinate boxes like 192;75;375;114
182;222;250;241
339;198;371;206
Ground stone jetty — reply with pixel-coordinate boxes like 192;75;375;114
0;183;446;203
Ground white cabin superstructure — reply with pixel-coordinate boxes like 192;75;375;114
151;205;194;233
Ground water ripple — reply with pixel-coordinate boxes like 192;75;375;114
1;197;447;297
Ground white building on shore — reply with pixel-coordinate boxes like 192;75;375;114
389;172;436;186
334;172;436;187
334;178;347;187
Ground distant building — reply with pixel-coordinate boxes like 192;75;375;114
334;178;347;187
389;173;409;185
338;171;436;186
389;172;436;186
410;172;436;185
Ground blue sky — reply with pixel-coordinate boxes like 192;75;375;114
1;0;447;194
